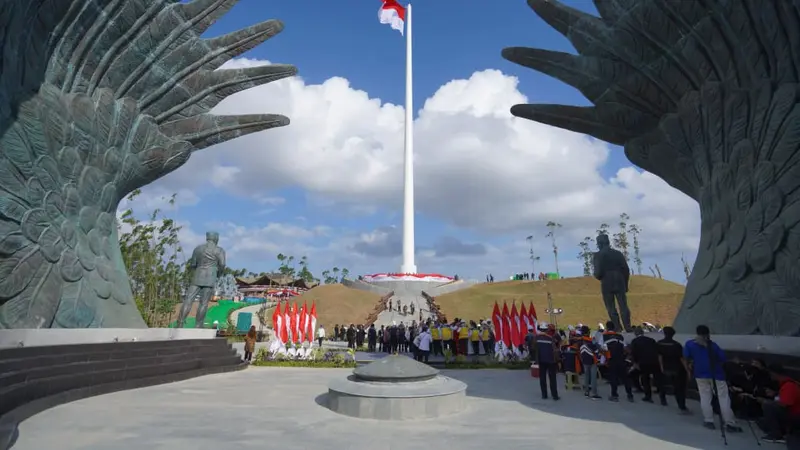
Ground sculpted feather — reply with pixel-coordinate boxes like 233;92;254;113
0;0;296;328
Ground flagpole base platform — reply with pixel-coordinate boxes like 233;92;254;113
325;354;467;420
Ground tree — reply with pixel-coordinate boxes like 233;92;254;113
526;235;541;274
297;256;315;282
276;253;296;279
340;268;350;281
628;224;643;275
597;223;610;236
613;213;631;262
118;190;188;327
577;236;595;276
545;221;562;275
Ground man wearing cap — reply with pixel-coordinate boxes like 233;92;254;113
534;322;560;401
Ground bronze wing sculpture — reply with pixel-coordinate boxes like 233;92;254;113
0;0;296;328
503;0;800;336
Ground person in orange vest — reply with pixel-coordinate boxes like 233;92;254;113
580;325;602;400
603;321;634;402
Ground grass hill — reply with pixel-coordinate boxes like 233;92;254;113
434;275;685;328
296;284;382;328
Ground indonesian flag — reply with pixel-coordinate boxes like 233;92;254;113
528;301;538;330
520;303;530;332
491;302;504;344
283;301;291;343
309;302;318;341
290;303;299;343
379;0;405;35
510;302;522;347
273;302;284;344
298;302;307;342
304;301;312;342
502;302;512;348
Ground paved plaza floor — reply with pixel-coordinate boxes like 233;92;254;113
16;368;760;450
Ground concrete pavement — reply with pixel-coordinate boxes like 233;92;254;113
15;368;758;450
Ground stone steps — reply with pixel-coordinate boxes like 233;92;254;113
0;338;245;450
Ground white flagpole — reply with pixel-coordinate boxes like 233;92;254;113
400;3;417;274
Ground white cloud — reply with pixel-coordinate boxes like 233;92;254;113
146;58;701;281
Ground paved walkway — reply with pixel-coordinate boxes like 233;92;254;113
16;368;758;450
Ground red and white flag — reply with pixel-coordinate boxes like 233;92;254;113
304;301;312;342
502;302;512;348
283;301;291;343
510;302;522;347
309;302;318;341
273;301;284;344
290;303;299;343
520;303;530;332
528;301;538;330
491;302;504;345
298;302;307;342
379;0;406;35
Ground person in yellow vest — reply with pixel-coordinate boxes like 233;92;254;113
430;322;443;356
469;322;481;356
480;321;493;355
441;322;453;353
458;320;469;356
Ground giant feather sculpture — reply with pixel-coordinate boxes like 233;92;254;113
503;0;800;336
0;0;296;328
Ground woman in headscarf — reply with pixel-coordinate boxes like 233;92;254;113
243;325;257;363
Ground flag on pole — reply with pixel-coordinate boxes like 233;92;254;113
528;301;538;330
281;301;289;343
291;303;299;343
304;301;312;342
520;303;530;332
273;301;283;343
378;0;406;35
491;302;504;345
501;302;512;348
510;302;521;347
309;302;318;342
283;301;291;343
298;302;307;342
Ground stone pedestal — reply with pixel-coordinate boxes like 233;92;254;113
326;354;467;420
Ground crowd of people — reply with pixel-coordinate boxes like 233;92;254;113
531;321;799;444
321;318;799;444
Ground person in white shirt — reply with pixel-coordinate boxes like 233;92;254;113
414;327;433;363
317;326;326;348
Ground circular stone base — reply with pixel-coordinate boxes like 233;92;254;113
326;375;467;420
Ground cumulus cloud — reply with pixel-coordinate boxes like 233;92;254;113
144;58;701;280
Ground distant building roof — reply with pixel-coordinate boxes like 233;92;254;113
235;274;318;289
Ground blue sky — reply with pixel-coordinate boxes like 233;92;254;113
132;0;701;282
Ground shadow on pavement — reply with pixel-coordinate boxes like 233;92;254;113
442;370;758;449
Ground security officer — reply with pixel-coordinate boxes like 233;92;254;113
603;321;634;402
535;322;560;401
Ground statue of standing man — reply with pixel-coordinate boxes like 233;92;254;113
177;232;226;328
593;234;632;332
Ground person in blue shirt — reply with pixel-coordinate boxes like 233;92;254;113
683;325;743;433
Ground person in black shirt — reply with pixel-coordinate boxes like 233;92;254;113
656;326;690;413
602;321;634;402
630;326;665;404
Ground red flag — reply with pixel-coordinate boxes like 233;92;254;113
528;301;538;330
520;303;530;333
491;302;504;345
501;302;512;347
273;302;283;343
309;301;318;342
298;302;307;342
510;302;521;347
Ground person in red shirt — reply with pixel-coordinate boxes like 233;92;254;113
748;364;800;444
